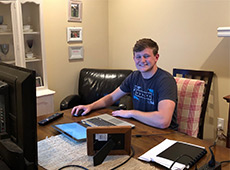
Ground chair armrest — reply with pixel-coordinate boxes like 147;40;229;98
60;94;81;111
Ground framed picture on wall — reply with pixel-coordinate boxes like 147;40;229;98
68;0;82;22
67;27;82;42
69;46;83;60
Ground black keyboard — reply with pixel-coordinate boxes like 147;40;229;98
87;118;115;126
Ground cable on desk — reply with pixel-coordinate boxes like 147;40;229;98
132;131;176;137
213;134;230;166
169;154;197;170
207;138;218;167
57;146;135;170
220;160;230;165
110;145;135;170
198;136;230;169
58;164;89;170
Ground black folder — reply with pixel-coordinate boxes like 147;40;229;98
157;142;207;168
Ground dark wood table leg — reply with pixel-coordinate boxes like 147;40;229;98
224;95;230;148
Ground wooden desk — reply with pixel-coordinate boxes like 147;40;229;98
224;95;230;148
37;109;230;169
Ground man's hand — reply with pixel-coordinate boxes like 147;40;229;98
71;105;91;116
112;99;175;129
112;110;133;118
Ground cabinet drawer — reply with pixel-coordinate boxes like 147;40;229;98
37;94;54;116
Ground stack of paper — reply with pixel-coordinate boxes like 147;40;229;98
138;139;206;170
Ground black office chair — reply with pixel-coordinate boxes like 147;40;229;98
60;68;133;111
173;68;214;139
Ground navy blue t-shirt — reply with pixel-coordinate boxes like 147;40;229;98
120;68;178;130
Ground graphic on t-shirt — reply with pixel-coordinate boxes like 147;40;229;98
133;85;154;105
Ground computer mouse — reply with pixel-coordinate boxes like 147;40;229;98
73;109;84;117
118;103;127;110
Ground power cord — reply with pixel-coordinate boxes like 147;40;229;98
58;146;135;170
207;140;217;167
169;154;197;170
58;165;89;170
110;146;135;170
198;137;230;170
132;131;176;137
220;160;230;165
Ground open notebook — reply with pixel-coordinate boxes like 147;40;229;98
139;139;207;169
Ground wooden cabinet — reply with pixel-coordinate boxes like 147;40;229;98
37;89;55;116
224;95;230;148
0;0;55;115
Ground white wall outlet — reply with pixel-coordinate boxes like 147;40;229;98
217;117;224;130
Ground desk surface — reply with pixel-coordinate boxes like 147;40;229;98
37;108;230;169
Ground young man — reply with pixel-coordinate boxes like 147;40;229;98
71;38;178;130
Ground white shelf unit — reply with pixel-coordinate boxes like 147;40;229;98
217;27;230;37
0;0;55;115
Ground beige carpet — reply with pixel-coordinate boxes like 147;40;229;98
38;134;158;170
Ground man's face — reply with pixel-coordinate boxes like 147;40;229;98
133;47;159;73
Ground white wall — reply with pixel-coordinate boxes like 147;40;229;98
43;0;109;111
108;0;230;141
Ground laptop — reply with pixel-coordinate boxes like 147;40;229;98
81;114;135;128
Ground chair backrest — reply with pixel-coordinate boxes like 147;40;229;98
173;68;214;139
175;77;205;137
79;68;132;105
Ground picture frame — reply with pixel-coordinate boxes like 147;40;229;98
69;46;83;60
87;126;131;156
36;77;43;87
68;0;82;22
67;27;82;42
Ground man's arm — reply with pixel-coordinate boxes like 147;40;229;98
71;87;126;116
112;99;175;129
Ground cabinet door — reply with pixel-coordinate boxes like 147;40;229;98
20;1;46;88
0;1;17;65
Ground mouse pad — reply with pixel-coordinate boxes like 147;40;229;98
52;122;87;142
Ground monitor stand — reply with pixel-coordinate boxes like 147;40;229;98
93;138;116;166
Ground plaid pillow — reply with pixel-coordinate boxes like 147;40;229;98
175;77;205;137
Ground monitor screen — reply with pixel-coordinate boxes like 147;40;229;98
0;62;37;169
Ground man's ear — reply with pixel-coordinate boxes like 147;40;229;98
155;54;159;60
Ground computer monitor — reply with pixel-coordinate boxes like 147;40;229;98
0;62;37;170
